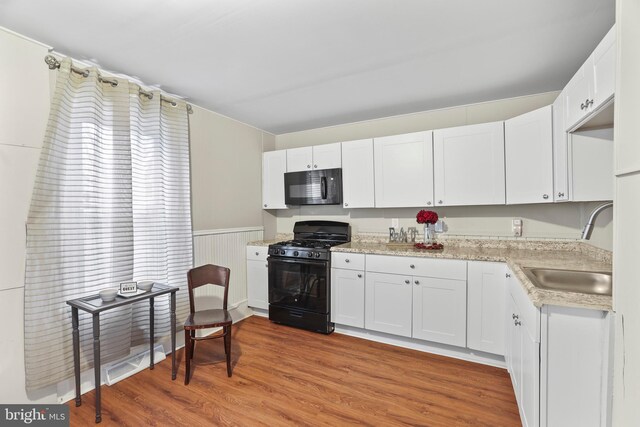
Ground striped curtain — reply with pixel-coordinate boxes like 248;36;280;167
24;58;192;391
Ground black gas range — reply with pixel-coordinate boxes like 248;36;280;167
267;221;351;334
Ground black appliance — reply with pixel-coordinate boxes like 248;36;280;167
268;220;351;334
284;168;343;206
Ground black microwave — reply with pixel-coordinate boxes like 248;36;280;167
284;168;343;206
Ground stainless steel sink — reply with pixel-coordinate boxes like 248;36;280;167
522;267;612;296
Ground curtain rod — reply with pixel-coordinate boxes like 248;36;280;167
44;55;193;114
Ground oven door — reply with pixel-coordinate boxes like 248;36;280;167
284;168;342;205
268;257;330;313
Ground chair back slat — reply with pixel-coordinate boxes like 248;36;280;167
187;264;231;313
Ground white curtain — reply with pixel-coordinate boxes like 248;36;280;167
24;58;192;391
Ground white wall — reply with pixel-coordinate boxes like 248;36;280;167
612;1;640;425
274;93;613;248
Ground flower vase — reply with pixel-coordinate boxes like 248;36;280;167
424;223;436;245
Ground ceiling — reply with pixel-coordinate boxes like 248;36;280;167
0;0;615;134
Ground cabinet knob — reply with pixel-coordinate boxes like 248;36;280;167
543;194;549;199
345;259;350;263
506;273;511;278
344;203;349;207
558;192;565;198
426;201;432;205
438;200;443;204
314;164;318;168
409;264;415;269
414;280;420;285
264;204;267;208
515;320;522;326
307;164;311;168
265;263;268;267
512;313;519;319
357;274;362;278
404;279;410;284
255;252;259;256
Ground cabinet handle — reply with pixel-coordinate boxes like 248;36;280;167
255;252;259;256
344;203;349;207
438;200;443;204
410;264;415;269
265;263;268;267
414;280;420;285
264;204;267;208
426;201;432;205
314;164;318;168
345;259;350;263
506;273;511;278
357;274;362;278
307;164;311;169
512;314;519;319
404;279;410;284
558;192;565;198
515;320;522;326
588;99;594;108
543;194;549;199
580;102;586;110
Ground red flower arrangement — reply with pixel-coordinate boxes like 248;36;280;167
416;209;438;225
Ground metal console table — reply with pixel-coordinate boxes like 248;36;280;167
67;283;179;423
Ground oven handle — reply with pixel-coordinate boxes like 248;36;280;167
321;176;327;200
268;257;328;267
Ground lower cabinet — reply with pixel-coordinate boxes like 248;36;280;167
331;267;365;328
467;261;507;355
246;245;269;310
365;272;413;337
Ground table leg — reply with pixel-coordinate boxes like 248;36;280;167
149;297;155;369
72;307;81;407
171;291;176;380
92;313;101;423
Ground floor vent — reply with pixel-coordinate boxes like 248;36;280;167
103;344;166;386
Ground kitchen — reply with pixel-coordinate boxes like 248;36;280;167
0;1;638;426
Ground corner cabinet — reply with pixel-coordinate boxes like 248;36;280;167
262;150;287;209
505;105;554;204
246;246;269;310
433;122;505;206
373;131;434;208
341;139;375;208
286;143;341;172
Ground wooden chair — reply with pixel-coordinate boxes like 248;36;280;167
184;264;233;384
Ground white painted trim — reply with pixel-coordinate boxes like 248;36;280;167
193;226;264;237
334;323;507;369
0;26;52;49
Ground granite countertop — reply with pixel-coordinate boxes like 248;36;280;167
331;240;612;311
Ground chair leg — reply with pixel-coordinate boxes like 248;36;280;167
190;330;195;359
224;325;232;377
184;329;191;385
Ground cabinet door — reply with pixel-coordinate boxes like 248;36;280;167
331;268;365;328
341;139;375;208
286;146;313;172
592;25;616;110
564;62;593;131
552;94;570;201
570;128;614;202
373;131;434;208
507;293;523;404
412;276;467;346
433;122;505;206
312;142;342;170
365;272;413;337
505;105;553;204
246;259;269;310
467;262;506;355
262;150;287;209
520;326;540;427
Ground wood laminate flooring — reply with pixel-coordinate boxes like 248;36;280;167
69;316;521;426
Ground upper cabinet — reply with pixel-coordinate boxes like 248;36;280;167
552;93;570;201
505;105;554;204
374;131;434;208
433;122;505;206
262;150;288;209
341;139;375;208
286;143;341;172
564;25;616;131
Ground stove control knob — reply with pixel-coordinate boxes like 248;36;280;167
280;250;286;255
307;252;313;258
293;251;299;257
315;252;321;258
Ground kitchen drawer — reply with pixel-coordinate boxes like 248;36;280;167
247;245;269;261
366;254;466;280
332;252;365;270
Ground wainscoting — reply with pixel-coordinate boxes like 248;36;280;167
193;227;263;310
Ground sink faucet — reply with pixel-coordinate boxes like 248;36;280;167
581;202;613;240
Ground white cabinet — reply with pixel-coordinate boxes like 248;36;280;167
467;262;506;356
505;269;540;427
373;131;434;208
552;94;570;201
262;150;287;209
331;253;365;328
286;143;341;172
433;122;505;206
570;127;614;202
365;254;467;345
564;25;616;131
505;105;554;204
365;272;413;337
246;246;269;310
412;276;466;346
341;139;375;208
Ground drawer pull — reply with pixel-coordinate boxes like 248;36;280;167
512;314;519;319
345;259;350;263
404;279;410;284
409;264;415;269
514;320;522;326
255;251;259;256
357;274;362;278
414;280;420;285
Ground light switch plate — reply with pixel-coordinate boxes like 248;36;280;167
512;219;523;237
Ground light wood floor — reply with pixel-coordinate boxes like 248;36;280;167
69;316;521;426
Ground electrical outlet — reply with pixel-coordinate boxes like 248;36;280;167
391;218;399;228
512;219;523;237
